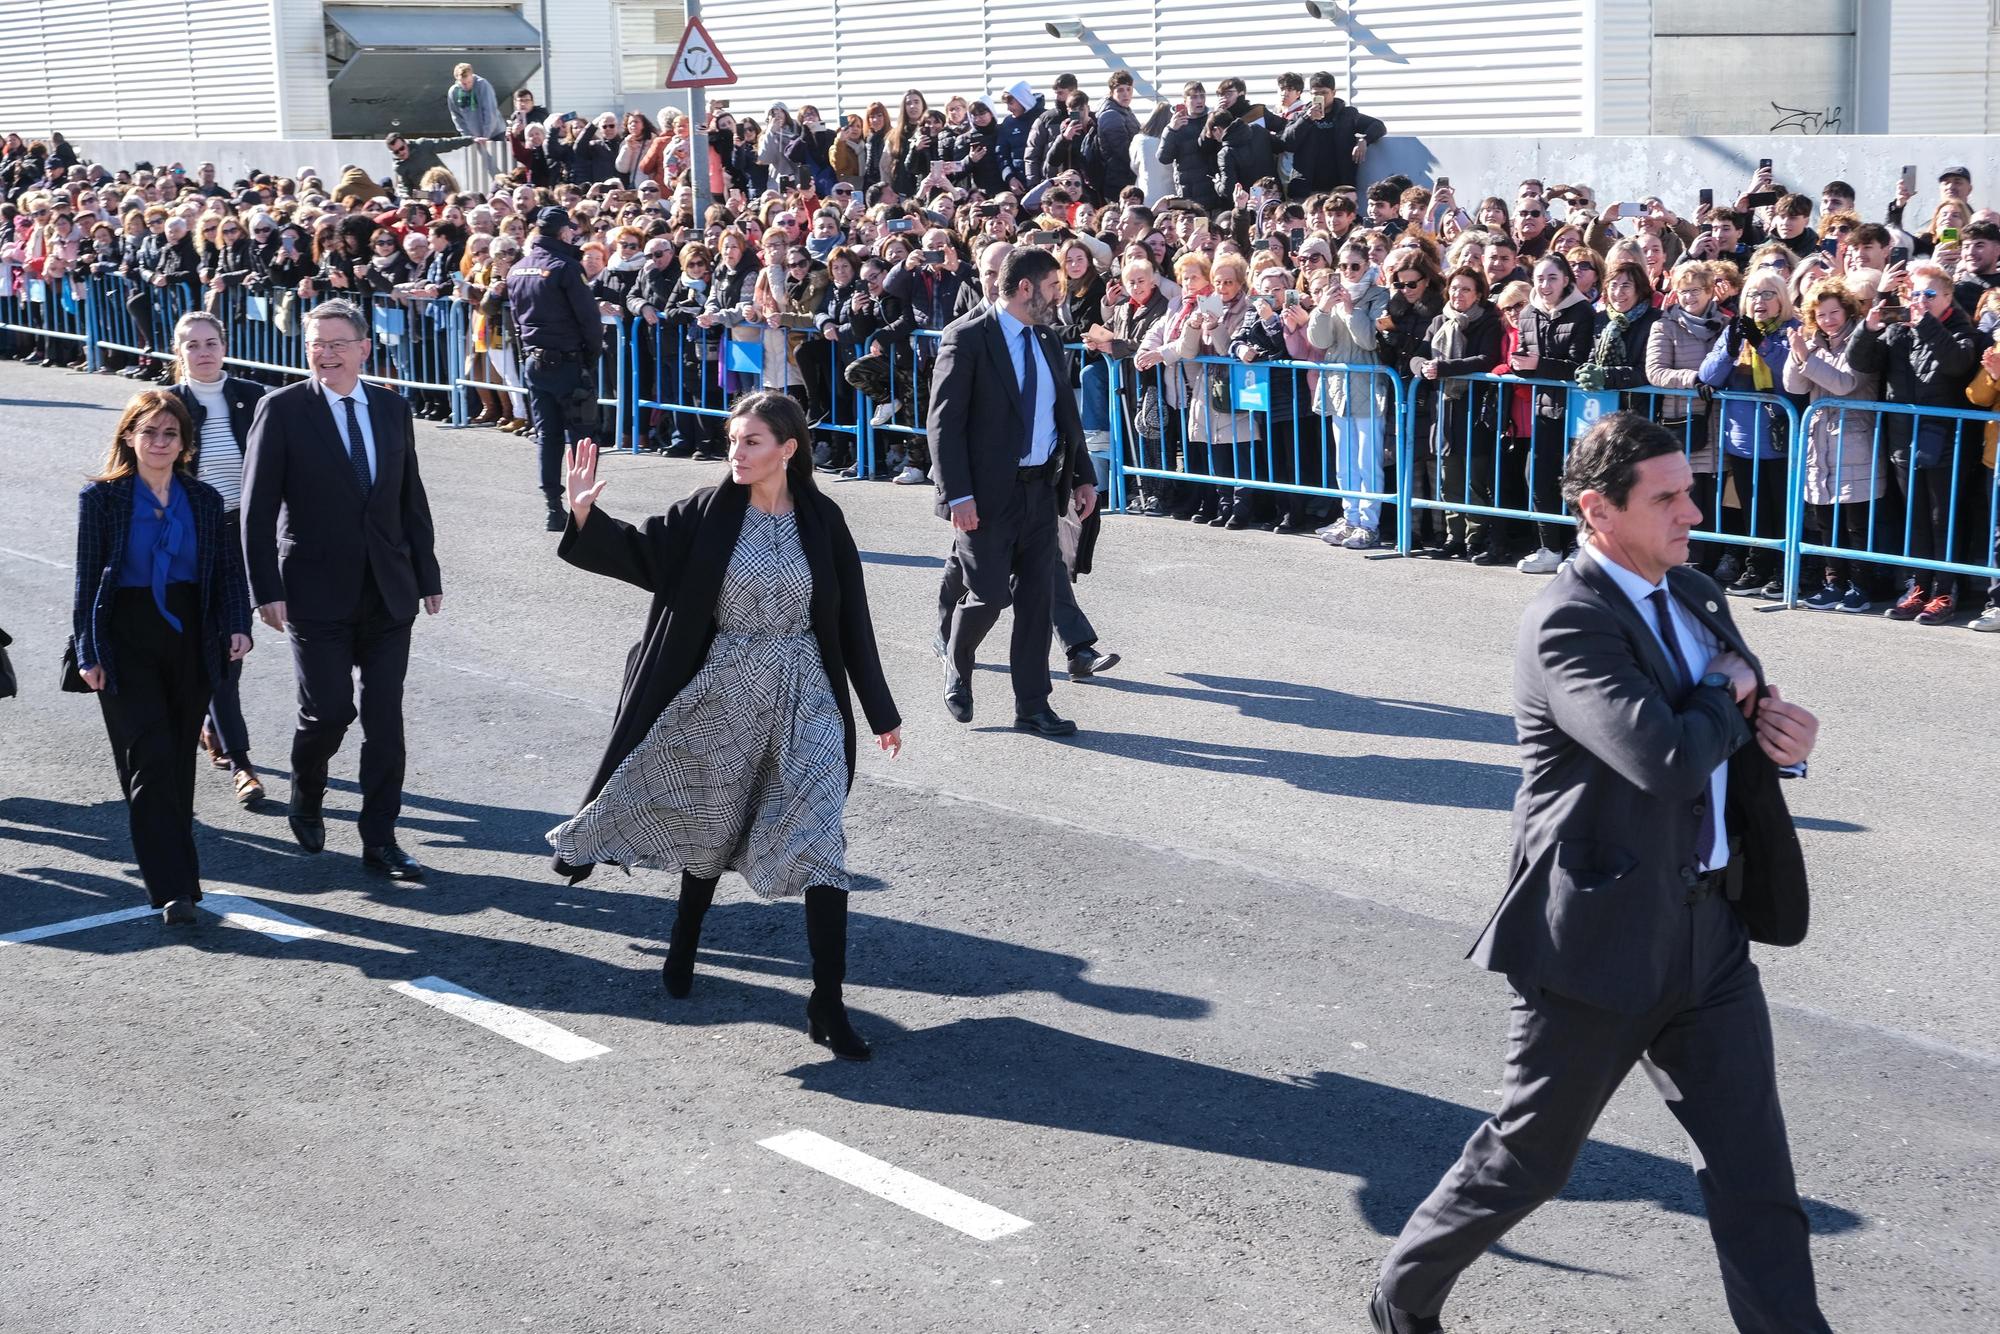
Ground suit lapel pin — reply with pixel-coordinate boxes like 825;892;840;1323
1706;600;1719;613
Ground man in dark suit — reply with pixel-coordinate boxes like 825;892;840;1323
241;299;443;881
927;248;1098;737
1370;413;1828;1334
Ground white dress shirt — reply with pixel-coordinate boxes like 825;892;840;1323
1581;540;1730;873
316;378;378;480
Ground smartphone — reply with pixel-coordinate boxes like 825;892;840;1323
1611;201;1645;216
1196;293;1225;319
1889;244;1911;266
1742;191;1779;209
712;99;730;110
1435;176;1449;191
885;217;916;234
1289;226;1306;248
1941;226;1961;245
1757;157;1773;173
1818;236;1839;257
1025;229;1060;246
1900;164;1917;195
428;188;445;204
1283;290;1306;309
976;202;1002;218
917;248;945;264
1698;188;1713;209
1174;104;1187;118
1880;302;1910;325
1067;113;1085;125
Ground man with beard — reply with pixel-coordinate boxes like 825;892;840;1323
507;207;603;530
928;248;1099;737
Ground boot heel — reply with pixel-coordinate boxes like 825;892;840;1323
806;1003;828;1045
804;993;870;1061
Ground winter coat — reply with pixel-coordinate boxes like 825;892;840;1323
1095;102;1140;197
1022;106;1065;189
1781;323;1885;504
1229;301;1322;429
1420;302;1505;448
1645;301;1727;471
1847;306;1980;466
1131;131;1174;203
1156;118;1222;210
997;97;1043;183
1216;114;1281;197
1516;289;1594;420
1583;303;1660;391
1306;282;1391;418
1177;289;1255;444
1279;100;1387;196
1697;317;1805;461
1966;367;2000;470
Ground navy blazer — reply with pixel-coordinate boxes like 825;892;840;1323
171;375;268;475
241;378;442;622
72;473;253;694
925;306;1093;520
1468;554;1807;1014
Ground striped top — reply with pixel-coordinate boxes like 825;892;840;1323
187;377;242;512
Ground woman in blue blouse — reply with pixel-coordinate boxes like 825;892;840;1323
72;391;254;924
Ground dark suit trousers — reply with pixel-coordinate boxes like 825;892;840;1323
936;539;1096;657
204;512;252;764
1380;894;1828;1333
98;587;208;907
288;569;413;845
945;473;1060;710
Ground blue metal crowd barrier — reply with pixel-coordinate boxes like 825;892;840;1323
1789;397;2000;599
1109;352;1406;534
0;271;98;369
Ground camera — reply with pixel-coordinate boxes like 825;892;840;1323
885;218;917;234
917;249;945;264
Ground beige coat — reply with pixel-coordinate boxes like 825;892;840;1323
1782;323;1883;505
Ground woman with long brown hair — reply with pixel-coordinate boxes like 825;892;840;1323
69;390;253;924
548;393;901;1060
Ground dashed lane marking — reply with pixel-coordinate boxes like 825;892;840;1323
390;975;609;1063
0;904;158;944
758;1129;1034;1241
201;892;325;941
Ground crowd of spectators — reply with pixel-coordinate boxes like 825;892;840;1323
5;60;1999;629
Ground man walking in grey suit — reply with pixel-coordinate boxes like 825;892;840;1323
1371;413;1829;1333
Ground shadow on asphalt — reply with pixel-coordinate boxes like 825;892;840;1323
1082;671;1519;746
782;1015;1866;1240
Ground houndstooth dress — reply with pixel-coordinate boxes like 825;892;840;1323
546;506;851;899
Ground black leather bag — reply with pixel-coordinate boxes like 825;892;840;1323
59;636;91;693
1723;733;1810;947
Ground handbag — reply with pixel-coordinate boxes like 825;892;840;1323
1204;364;1233;414
59;636;91;693
0;626;15;700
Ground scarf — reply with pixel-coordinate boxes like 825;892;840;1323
1738;316;1780;390
1430;301;1491;399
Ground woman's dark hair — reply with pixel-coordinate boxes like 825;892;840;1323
1141;104;1174;137
1563;412;1684;535
1533;251;1575;292
727;390;820;496
1605;260;1654;308
1444;263;1490;300
92;390;195;482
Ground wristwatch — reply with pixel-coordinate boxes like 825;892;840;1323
1700;671;1731;691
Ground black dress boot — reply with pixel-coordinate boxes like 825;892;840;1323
661;871;718;998
802;885;870;1060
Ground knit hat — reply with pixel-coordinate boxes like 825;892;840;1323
1296;236;1333;264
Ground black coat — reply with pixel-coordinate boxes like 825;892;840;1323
241;379;442;622
171;376;268;477
1279;99;1387;195
926;307;1095;518
1518;293;1597;419
1156;120;1222;209
554;482;901;834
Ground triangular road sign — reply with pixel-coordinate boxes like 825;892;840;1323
664;16;736;88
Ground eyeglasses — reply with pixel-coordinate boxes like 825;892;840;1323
1392;280;1423;291
306;338;363;351
1912;288;1943;300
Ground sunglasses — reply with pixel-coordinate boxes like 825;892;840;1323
1912;288;1943;300
787;258;810;268
374;241;398;249
1339;262;1366;273
1517;209;1544;218
1392;280;1423;291
618;239;640;248
1304;253;1330;264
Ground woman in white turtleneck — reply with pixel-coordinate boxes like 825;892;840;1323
168;312;270;806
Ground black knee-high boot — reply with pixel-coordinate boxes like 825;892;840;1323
803;885;870;1060
661;870;718;998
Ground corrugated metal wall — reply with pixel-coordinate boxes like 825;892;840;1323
692;0;1592;130
0;0;281;137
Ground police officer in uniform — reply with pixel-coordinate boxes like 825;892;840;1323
506;207;603;530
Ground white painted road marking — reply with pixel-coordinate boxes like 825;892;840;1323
201;892;325;941
758;1129;1034;1240
0;904;157;945
391;975;609;1063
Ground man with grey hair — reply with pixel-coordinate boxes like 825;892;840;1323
241;299;443;882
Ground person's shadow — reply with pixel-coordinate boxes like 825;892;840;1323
1080;671;1519;746
782;1015;1865;1244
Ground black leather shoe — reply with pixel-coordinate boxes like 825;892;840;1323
1369;1284;1442;1334
1469;549;1502;566
544;507;566;532
1067;648;1120;679
944;687;973;724
362;841;425;882
1013;708;1077;737
1429;541;1467;561
287;791;326;854
161;898;197;925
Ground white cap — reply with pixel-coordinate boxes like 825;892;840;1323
998;79;1033;108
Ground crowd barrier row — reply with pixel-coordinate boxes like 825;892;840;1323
6;274;1998;607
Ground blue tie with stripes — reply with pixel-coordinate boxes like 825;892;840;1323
341;394;372;495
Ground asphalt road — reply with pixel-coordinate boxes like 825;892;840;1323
2;360;1995;1333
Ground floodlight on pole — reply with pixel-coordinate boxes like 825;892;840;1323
1044;19;1085;40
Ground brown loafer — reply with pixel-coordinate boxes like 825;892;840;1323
233;767;266;807
200;721;229;769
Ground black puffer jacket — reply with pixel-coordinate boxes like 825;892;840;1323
1517;290;1596;419
1280;99;1387;196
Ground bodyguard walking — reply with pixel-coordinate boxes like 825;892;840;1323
928;248;1099;736
1369;414;1829;1334
241;300;443;882
508;207;604;531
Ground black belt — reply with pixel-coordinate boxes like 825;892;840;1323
1683;868;1726;905
1015;457;1058;484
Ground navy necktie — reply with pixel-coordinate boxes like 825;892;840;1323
1018;325;1038;461
1649;588;1716;868
341;394;372;494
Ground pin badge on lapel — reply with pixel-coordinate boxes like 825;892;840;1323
1706;601;1718;613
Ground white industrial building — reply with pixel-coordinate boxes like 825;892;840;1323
2;0;1997;142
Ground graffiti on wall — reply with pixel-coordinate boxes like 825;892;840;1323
1768;103;1843;135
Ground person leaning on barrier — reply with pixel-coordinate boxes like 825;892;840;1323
167;312;269;804
1696;268;1805;600
1849;259;1982;625
1647;261;1729;575
385;132;474;200
1412;264;1504;564
1227;262;1321;533
1783;276;1890;613
1087;253;1174;515
70;391;253;926
1576;261;1661;404
507;206;603;531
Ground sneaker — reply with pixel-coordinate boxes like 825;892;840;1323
1141;493;1164;517
1914;594;1957;626
1726;568;1766;597
1969;605;2000;632
1837;584;1874;614
892;465;927;485
1884;585;1930;621
1341;527;1379;550
837;464;859;479
1712;554;1741;587
1318;518;1353;542
1758;579;1783;599
1515;546;1562;574
1800;582;1843;611
813;441;835;467
869;398;901;427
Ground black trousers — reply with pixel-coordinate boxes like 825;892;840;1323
945;471;1060;712
525;354;588;502
205;512;252;765
288;570;413;846
1380;893;1828;1332
97;586;209;907
936;537;1096;658
1723;454;1788;581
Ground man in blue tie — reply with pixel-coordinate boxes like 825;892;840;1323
1369;413;1829;1334
927;248;1099;736
241;300;443;881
